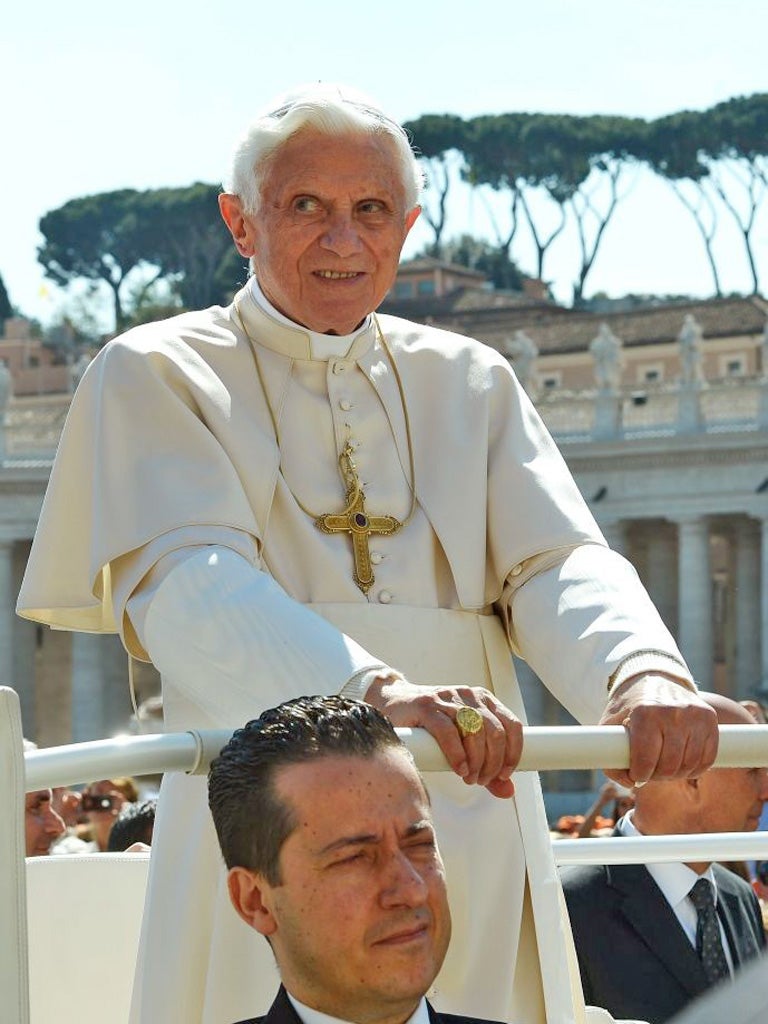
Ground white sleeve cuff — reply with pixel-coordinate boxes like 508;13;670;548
340;667;405;703
607;652;696;694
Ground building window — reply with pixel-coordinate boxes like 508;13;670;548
637;364;663;384
394;281;413;298
417;279;435;295
719;354;746;377
539;372;562;390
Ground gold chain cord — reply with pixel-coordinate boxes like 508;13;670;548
233;300;417;526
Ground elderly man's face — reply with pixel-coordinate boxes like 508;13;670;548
697;764;768;834
221;130;420;335
688;699;768;834
25;789;65;856
228;749;451;1024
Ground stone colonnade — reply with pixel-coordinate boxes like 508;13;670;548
3;514;768;743
0;538;140;744
600;513;768;696
522;512;768;800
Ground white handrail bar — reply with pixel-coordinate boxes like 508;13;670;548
553;833;768;865
23;723;768;791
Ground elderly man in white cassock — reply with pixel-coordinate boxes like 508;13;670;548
18;84;718;1024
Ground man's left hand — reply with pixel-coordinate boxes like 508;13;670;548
600;674;719;788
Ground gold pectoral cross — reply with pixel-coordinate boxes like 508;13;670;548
315;444;401;594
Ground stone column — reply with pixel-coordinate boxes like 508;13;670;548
675;516;713;688
734;520;760;697
599;519;626;557
34;627;72;746
0;540;34;735
101;634;135;737
760;518;768;692
0;360;11;462
645;524;678;635
72;634;135;741
71;632;106;742
0;541;14;688
514;656;546;725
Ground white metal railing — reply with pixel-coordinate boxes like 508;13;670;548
6;685;768;1023
22;721;768;788
22;718;768;870
553;832;768;865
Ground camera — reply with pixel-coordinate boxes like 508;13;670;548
81;793;117;812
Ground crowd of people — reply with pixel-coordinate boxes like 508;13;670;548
23;762;156;858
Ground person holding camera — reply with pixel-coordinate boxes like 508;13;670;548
78;777;140;852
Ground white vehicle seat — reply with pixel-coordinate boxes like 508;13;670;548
26;852;149;1024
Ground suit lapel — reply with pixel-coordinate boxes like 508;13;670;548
250;987;304;1024
715;871;761;966
606;862;709;997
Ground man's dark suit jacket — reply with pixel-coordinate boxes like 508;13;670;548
561;856;766;1024
233;985;505;1024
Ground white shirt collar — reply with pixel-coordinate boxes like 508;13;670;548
248;277;372;360
286;991;430;1024
619;811;719;907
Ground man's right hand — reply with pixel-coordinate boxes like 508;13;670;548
364;676;522;799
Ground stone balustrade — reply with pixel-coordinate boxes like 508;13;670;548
535;376;768;443
3;380;768;466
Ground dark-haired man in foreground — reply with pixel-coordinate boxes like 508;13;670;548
209;696;545;1024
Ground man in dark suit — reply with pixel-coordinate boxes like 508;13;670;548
561;693;768;1024
208;695;504;1024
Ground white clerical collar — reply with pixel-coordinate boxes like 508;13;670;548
619;811;719;908
247;277;373;360
286;991;430;1024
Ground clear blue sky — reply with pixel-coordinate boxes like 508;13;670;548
3;0;767;324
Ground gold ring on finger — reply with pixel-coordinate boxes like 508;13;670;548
456;706;484;738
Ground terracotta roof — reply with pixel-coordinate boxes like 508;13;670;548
396;256;486;279
384;294;767;352
380;286;556;321
523;296;768;355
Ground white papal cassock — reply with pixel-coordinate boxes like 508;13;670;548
18;279;691;1024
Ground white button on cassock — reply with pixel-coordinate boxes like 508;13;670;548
378;590;393;604
339;398;352;411
370;552;384;565
332;361;347;375
510;564;523;576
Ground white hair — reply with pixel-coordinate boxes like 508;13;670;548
224;82;424;214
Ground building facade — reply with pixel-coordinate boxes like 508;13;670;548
3;266;768;812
